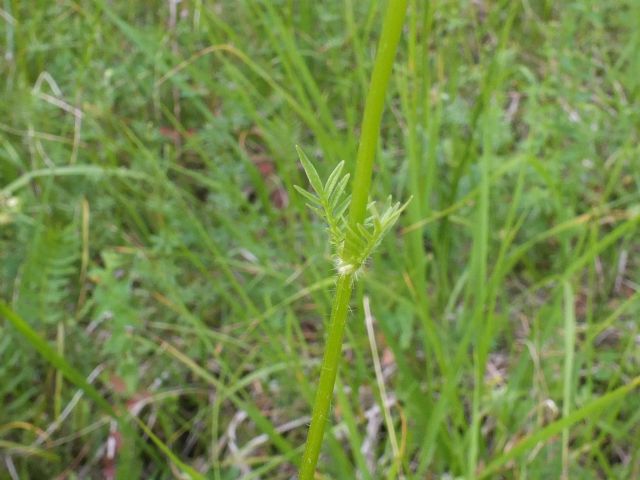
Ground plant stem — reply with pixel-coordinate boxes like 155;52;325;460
299;2;408;478
299;274;354;478
348;0;409;227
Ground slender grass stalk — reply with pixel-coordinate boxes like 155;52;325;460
562;281;576;479
298;2;408;478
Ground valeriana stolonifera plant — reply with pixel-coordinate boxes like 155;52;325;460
296;1;409;478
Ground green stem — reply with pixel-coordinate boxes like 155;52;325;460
348;0;409;228
299;274;354;478
299;2;408;478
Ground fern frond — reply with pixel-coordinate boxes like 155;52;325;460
16;224;80;326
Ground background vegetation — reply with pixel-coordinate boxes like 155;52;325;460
1;0;639;478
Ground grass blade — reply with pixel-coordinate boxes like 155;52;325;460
479;376;640;479
0;300;204;479
562;281;576;479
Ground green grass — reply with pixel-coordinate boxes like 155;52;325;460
1;0;639;478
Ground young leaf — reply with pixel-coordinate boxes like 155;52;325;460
334;195;351;219
296;146;324;196
294;185;322;206
324;161;345;198
330;175;350;210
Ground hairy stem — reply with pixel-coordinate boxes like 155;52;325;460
299;1;408;478
299;274;354;478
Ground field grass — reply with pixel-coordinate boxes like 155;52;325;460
1;1;639;478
